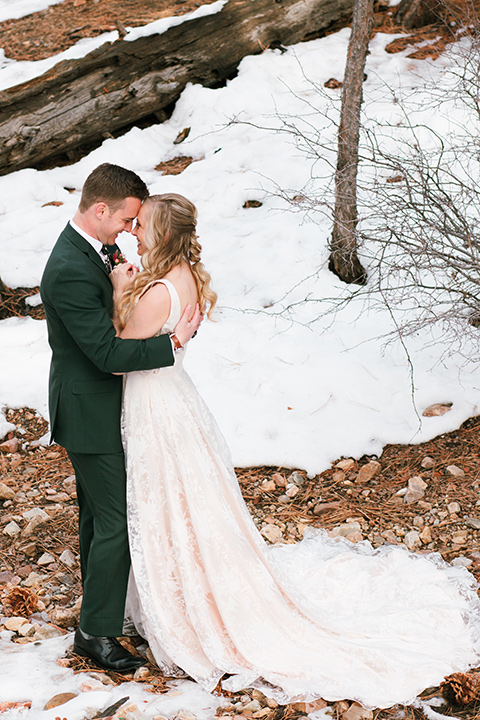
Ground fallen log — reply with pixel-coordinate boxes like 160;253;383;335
0;0;353;175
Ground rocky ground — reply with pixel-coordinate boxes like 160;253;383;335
2;406;480;719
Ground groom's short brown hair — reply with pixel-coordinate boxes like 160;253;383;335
79;163;149;212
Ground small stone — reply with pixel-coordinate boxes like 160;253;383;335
265;698;278;709
261;480;276;492
285;484;299;498
419;526;433;544
4;616;28;632
33;624;65;640
88;671;116;686
422;402;452;417
17;623;35;637
23;508;49;521
356;460;381;483
260;524;283;543
22;542;37;557
466;517;480;530
44;692;78;710
287;471;304;486
404;476;427;504
343;702;373;720
403;530;421;550
0;437;19;453
413;516;424;528
313;501;342;515
278;495;290;503
381;530;398;544
271;473;286;487
250;690;267;704
0;482;15;500
59;549;76;567
242;701;262;713
336;458;356;471
446;465;465;477
50;606;79;628
452;531;468;545
175;711;198;720
447;502;461;515
80;679;106;692
3;520;21;537
421;456;435;469
133;665;150;680
37;552;55;566
23;571;46;587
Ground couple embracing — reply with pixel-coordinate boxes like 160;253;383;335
41;163;480;708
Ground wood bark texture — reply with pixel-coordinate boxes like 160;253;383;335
329;0;372;285
0;0;354;175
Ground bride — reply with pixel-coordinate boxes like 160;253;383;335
111;193;480;709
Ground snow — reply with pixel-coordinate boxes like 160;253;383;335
0;3;478;715
0;28;478;476
0;0;63;23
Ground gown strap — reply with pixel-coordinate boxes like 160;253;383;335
138;278;182;332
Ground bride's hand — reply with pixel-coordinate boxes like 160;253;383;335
110;263;139;295
173;303;203;346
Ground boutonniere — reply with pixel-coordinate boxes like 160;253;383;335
112;249;128;266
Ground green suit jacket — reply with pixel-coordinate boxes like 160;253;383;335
40;223;174;454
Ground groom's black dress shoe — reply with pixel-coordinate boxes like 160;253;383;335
73;628;147;673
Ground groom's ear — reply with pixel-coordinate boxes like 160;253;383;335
94;201;108;220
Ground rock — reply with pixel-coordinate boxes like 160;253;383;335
0;482;15;500
419;526;433;544
332;470;346;482
21;542;37;557
447;501;461;515
287;471;304;486
421;456;435;469
422;402;452;417
265;698;279;709
44;692;78;710
260;524;283;543
412;516;424;528
242;700;262;713
23;508;49;521
452;556;473;568
381;530;398;544
33;624;65;640
356;461;381;483
88;671;116;686
452;531;468;545
251;690;267;704
59;549;76;567
261;480;276;492
285;484;299;498
17;622;35;637
50;606;79;628
404;476;427;504
446;465;465;477
3;520;21;537
175;711;198;720
403;530;421;550
80;678;106;692
133;665;150;680
313;501;342;516
0;437;19;453
0;570;17;583
23;571;46;587
271;473;286;487
37;552;55;566
466;517;480;530
336;458;356;471
4;616;28;632
343;702;374;720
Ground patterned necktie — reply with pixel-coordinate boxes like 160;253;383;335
100;244;113;272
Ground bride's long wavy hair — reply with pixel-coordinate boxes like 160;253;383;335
116;193;217;329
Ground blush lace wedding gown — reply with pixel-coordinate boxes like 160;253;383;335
122;279;480;709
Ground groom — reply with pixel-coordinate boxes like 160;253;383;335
40;163;200;672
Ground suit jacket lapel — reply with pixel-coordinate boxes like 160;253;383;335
64;223;111;278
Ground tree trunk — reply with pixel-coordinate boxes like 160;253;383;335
329;0;373;285
0;0;354;175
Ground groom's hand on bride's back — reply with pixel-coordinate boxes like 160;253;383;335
174;303;203;346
